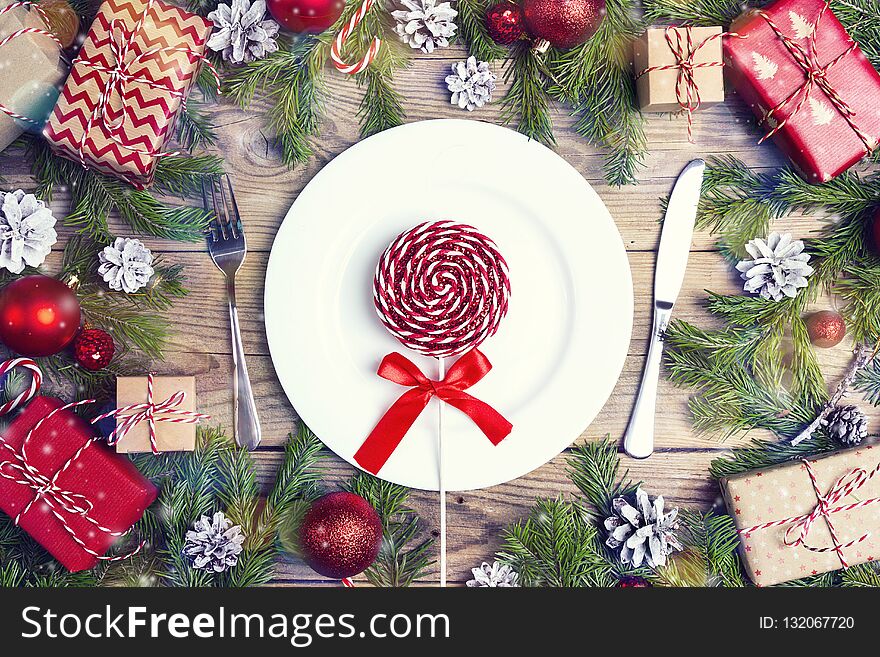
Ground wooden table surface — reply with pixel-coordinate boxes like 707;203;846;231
5;44;874;586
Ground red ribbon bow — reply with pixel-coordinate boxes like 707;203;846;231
354;350;512;474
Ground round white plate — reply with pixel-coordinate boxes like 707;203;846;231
265;119;632;491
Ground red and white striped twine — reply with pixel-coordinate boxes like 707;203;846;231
374;221;511;359
0;359;147;562
330;0;381;75
91;372;210;455
739;458;880;568
0;1;63;126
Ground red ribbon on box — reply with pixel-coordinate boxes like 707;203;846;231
354;350;512;474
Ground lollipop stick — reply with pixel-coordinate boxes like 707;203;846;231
437;355;446;588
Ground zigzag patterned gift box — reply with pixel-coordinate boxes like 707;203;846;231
44;0;212;189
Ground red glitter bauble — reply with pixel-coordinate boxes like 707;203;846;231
299;492;382;579
522;0;606;49
73;328;115;371
486;2;526;45
618;576;651;588
266;0;345;33
805;310;847;349
0;275;81;357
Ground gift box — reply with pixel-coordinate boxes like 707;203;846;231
720;447;880;586
0;0;67;152
43;0;212;189
112;375;201;453
724;0;880;182
633;26;725;113
0;396;157;572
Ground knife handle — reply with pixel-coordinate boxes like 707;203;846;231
623;303;672;460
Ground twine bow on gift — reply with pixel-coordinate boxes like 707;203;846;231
756;1;877;153
739;458;880;568
91;372;210;455
74;0;220;165
354;350;512;474
635;26;735;143
0;358;145;562
0;1;63;125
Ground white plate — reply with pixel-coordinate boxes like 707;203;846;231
265;120;633;491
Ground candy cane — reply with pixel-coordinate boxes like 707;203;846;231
330;0;381;75
0;358;42;416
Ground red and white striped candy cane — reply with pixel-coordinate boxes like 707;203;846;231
330;0;381;75
0;358;42;416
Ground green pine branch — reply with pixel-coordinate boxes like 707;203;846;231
567;437;637;517
457;0;509;61
500;42;555;147
343;473;434;587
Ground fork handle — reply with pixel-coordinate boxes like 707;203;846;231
227;280;261;450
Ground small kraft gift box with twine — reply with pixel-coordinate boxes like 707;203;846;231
0;0;67;152
721;446;880;586
106;375;209;454
633;26;726;141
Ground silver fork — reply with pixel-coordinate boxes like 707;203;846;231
204;175;261;450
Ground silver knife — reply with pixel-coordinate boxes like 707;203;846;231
623;159;705;459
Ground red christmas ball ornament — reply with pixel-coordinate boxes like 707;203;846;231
298;491;382;579
486;2;526;45
618;575;651;588
522;0;606;50
267;0;345;33
0;275;81;357
805;310;847;349
73;328;115;371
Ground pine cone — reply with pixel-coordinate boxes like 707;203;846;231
604;487;682;569
183;512;245;572
207;0;279;64
445;56;497;111
98;237;154;293
822;405;868;446
466;561;519;587
736;232;813;302
0;189;57;274
391;0;457;53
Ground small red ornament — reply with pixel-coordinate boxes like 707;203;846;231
266;0;345;33
298;491;382;579
73;328;115;371
618;575;651;587
522;0;606;50
805;310;847;348
486;2;526;45
0;275;81;357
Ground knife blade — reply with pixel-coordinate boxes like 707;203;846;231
623;159;705;459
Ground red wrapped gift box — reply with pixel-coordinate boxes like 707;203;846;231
724;0;880;182
0;397;157;572
43;0;212;188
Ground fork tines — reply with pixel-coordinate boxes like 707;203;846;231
203;175;244;243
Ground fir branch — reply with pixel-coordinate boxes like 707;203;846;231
709;433;838;479
643;0;746;26
497;498;618;587
343;473;434;587
567;437;637;517
500;42;555;147
854;355;880;405
840;562;880;586
666;510;745;587
457;0;508;61
176;99;218;150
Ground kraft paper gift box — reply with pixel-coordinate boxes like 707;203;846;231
633;26;725;113
44;0;212;188
0;0;67;151
720;446;880;586
113;375;199;453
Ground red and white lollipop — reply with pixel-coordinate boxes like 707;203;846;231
374;221;511;358
372;220;511;588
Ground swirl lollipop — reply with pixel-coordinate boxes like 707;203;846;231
370;220;512;588
373;221;511;358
